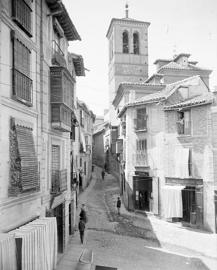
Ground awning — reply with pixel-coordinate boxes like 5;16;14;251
162;185;185;218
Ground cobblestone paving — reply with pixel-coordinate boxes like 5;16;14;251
75;168;216;270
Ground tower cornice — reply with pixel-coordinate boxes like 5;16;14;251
106;18;150;38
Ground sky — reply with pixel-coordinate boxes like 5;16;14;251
63;0;217;116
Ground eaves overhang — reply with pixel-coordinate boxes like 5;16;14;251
113;82;165;108
71;53;85;76
46;0;81;41
118;96;165;118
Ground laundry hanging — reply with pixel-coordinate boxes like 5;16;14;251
0;233;17;270
162;185;185;218
175;148;189;178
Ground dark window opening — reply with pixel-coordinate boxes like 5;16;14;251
122;31;129;54
177;110;191;135
135;108;147;130
133;32;139;54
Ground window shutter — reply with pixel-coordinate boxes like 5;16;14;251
16;125;39;191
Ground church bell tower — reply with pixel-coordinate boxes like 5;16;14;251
106;4;150;125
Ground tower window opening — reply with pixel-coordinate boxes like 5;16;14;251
133;32;140;54
123;31;129;54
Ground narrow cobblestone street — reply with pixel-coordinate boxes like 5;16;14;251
57;167;217;270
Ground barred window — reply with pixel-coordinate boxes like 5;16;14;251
12;0;32;37
12;32;32;106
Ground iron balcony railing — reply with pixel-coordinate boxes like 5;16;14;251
133;151;148;166
12;68;33;106
52;40;66;67
52;40;64;56
51;169;67;194
176;121;191;135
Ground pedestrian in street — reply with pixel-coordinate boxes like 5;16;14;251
79;203;88;223
101;170;105;180
116;197;121;215
78;218;86;244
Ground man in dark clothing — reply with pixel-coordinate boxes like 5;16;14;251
78;218;86;244
101;170;105;180
79;204;88;223
117;197;121;215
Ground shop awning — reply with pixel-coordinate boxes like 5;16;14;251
162;185;185;218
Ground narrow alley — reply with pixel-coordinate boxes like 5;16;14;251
57;167;217;270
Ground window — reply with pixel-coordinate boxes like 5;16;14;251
133;32;139;54
12;0;32;37
9;118;39;196
80;110;84;127
136;139;147;152
177;111;191;135
12;32;32;106
122;31;129;53
135;108;147;130
84;161;86;175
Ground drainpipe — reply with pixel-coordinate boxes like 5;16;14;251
40;0;44;193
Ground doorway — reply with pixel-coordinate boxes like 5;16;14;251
53;204;64;253
182;186;196;223
133;176;152;211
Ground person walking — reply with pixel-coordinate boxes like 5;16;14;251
79;204;88;224
78;218;86;244
101;170;105;180
116;197;121;215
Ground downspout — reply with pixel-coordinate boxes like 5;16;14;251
40;0;44;192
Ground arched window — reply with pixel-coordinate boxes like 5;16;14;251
133;32;139;54
122;31;129;54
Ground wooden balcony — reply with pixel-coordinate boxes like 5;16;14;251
52;40;66;68
50;66;75;132
51;104;72;132
51;169;67;194
12;68;32;106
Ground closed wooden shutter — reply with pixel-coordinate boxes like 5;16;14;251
16;125;39;191
52;145;60;171
195;186;203;227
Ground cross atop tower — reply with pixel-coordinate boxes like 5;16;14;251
125;2;129;18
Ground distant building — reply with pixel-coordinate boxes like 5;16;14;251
76;100;95;191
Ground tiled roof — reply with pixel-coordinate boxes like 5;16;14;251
158;61;211;72
145;73;164;83
118;75;203;117
164;92;214;110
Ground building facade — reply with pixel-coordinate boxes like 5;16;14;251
0;0;87;259
76;99;95;191
115;55;217;233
